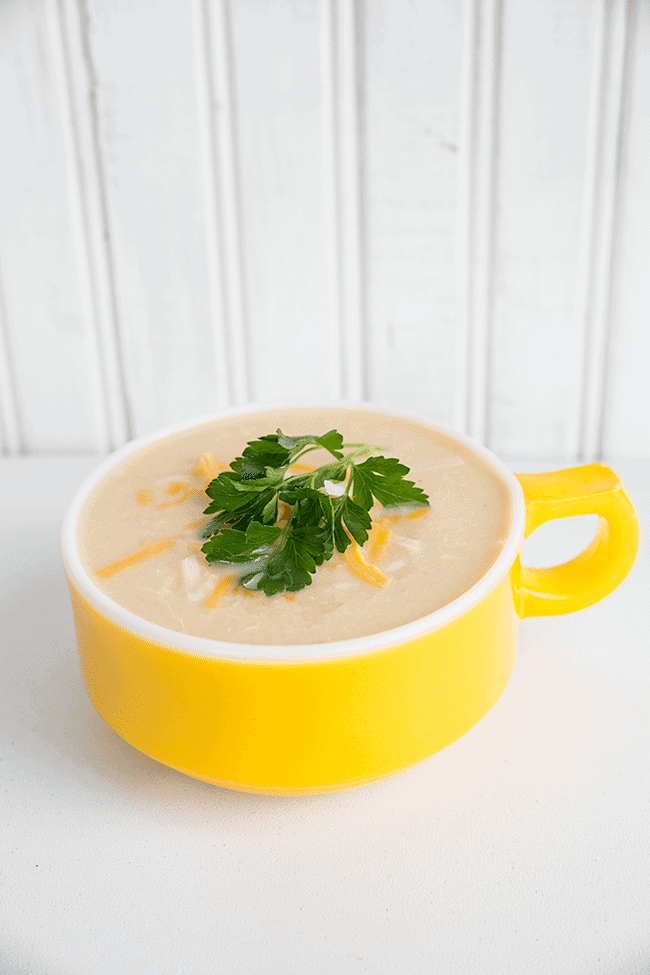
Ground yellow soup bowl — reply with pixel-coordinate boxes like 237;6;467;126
60;404;639;795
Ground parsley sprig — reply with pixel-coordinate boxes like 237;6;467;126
200;429;429;596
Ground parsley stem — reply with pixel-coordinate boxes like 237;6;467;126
289;442;380;467
344;444;381;460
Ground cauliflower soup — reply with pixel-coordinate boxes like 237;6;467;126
77;406;511;645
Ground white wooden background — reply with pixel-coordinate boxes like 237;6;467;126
0;0;648;461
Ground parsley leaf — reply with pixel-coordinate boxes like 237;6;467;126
352;456;430;509
202;521;282;563
229;433;291;479
200;428;429;595
333;495;372;551
276;429;344;460
241;527;331;596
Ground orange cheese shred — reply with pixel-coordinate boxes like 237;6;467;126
166;480;188;495
277;499;292;527
192;453;227;482
96;537;176;579
406;506;430;520
204;574;234;610
289;463;315;473
376;507;429;526
343;541;389;588
377;514;401;527
156;488;195;509
367;524;391;564
184;519;206;530
282;592;296;601
136;489;152;506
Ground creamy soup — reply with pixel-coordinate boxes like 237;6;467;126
77;407;511;644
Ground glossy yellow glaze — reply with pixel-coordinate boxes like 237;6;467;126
67;575;518;794
513;464;639;618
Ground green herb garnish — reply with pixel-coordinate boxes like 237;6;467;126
200;429;429;595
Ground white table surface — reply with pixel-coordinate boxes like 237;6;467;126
1;456;649;975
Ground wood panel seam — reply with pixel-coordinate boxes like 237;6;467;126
322;0;367;401
598;0;639;461
455;0;503;448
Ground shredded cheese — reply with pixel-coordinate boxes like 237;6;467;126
376;507;429;526
156;488;195;509
187;541;203;553
184;519;206;530
289;463;316;473
406;507;429;520
166;480;188;495
367;524;391;564
96;537;176;579
136;489;152;506
192;453;227;482
343;541;389;588
282;592;296;601
204;574;234;609
277;499;292;527
377;514;401;527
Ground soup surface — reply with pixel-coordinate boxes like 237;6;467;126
77;407;511;644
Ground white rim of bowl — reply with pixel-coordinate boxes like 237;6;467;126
60;401;526;662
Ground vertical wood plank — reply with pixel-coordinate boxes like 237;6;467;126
0;0;110;452
606;0;650;458
231;0;330;405
365;0;463;424
321;0;343;399
82;0;226;438
489;0;599;460
195;0;250;406
49;0;131;451
568;0;632;461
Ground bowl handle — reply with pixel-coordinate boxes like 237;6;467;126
512;464;639;618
